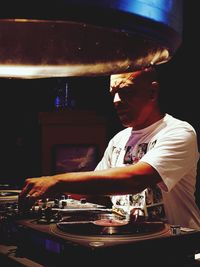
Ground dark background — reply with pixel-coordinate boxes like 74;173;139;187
0;1;199;191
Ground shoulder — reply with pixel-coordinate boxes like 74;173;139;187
164;114;197;134
154;114;198;151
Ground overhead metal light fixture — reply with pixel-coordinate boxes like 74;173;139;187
0;0;183;79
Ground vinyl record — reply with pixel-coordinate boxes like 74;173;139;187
56;212;165;236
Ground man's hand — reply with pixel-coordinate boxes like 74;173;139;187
18;176;58;212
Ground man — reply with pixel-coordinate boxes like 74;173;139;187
19;67;200;229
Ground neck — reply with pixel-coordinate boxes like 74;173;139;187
130;111;165;130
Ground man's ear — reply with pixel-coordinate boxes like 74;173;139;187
150;81;159;100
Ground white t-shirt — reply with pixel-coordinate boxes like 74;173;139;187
95;114;200;229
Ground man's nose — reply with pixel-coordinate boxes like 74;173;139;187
113;92;121;103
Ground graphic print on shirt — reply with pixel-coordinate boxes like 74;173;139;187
124;143;148;164
112;139;166;221
110;146;122;167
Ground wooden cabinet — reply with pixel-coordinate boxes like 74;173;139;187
39;110;107;175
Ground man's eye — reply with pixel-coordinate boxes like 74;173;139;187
110;88;135;99
119;88;134;96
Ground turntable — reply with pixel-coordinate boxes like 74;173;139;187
0;189;20;203
8;209;199;266
1;194;200;266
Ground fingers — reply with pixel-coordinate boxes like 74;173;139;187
18;176;54;213
19;179;33;199
19;178;43;200
18;179;37;212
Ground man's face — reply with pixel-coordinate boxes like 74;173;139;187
110;72;154;128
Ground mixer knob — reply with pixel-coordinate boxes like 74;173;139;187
36;206;52;224
61;201;67;208
12;203;18;210
41;198;49;209
44;206;54;222
80;198;86;204
55;211;62;222
53;199;60;208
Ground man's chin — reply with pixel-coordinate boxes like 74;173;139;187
118;116;132;127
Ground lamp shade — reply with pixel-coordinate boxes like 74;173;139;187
0;0;183;78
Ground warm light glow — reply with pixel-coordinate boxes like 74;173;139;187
0;48;170;79
0;61;132;79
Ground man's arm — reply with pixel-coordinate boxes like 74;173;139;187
19;161;162;203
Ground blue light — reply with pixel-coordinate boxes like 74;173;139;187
45;239;61;254
70;0;182;33
114;0;182;31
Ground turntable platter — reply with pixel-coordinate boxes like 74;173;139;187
56;211;166;237
57;220;166;236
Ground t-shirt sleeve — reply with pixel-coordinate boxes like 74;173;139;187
140;127;199;192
